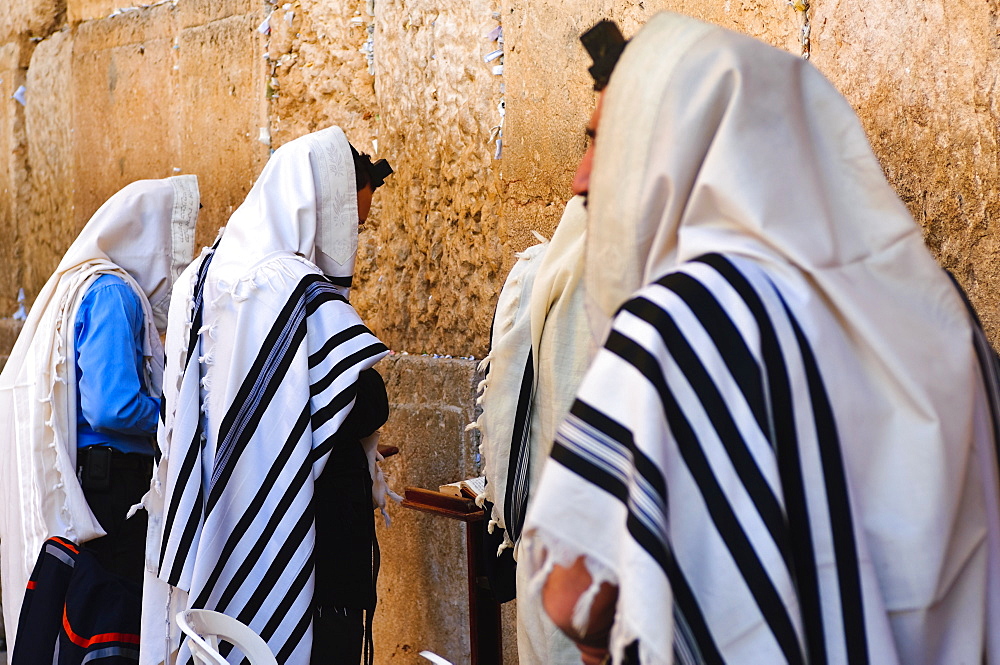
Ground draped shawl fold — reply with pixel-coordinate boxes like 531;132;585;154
0;176;199;650
523;12;1000;665
476;196;591;553
141;127;388;665
476;196;591;665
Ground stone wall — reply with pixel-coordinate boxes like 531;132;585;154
3;1;1000;348
4;0;1000;663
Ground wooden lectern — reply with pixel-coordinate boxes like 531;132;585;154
400;487;503;665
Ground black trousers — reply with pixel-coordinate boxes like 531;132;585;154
312;607;364;665
78;446;153;586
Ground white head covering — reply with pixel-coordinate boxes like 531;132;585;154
0;175;199;649
524;12;1000;664
212;125;359;296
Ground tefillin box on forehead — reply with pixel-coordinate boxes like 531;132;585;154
580;20;627;91
350;143;395;191
368;159;393;191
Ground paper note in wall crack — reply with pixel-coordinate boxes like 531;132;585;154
419;652;453;665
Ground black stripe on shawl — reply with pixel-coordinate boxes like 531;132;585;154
257;558;314;643
947;272;1000;470
620;293;793;574
194;433;314;611
653;272;770;438
304;283;348;314
604;328;807;665
552;403;723;663
784;307;869;663
206;283;314;511
308;325;371;368
184;250;217;370
158;251;217;576
159;421;203;582
326;274;353;289
310;368;381;433
220;560;312;665
190;405;311;607
310;343;390;397
311;383;361;456
213;486;313;623
504;348;535;544
207;275;355;513
276;609;314;665
694;253;829;663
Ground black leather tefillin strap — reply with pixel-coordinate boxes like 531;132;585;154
580;20;628;91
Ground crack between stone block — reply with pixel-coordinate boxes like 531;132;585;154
790;0;811;59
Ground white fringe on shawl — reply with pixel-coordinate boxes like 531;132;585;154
474;196;592;556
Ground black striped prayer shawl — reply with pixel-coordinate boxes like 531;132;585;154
146;248;388;665
526;253;1000;665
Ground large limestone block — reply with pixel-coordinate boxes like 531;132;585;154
809;0;1000;342
0;39;29;316
0;0;63;41
176;12;269;250
21;4;267;305
374;355;486;664
177;0;258;29
72;4;268;254
69;0;256;26
67;0;115;23
71;4;182;229
23;29;74;305
266;0;504;357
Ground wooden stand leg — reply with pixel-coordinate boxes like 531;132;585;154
466;522;502;665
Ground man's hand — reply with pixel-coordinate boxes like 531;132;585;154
541;555;618;663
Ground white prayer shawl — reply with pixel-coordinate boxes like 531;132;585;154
476;196;592;553
0;175;199;650
476;197;590;665
141;127;388;665
523;12;1000;665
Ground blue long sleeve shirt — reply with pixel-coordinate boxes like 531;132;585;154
75;273;158;455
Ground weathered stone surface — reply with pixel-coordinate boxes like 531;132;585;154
71;5;182;226
0;39;29;316
809;0;1000;344
23;29;73;307
68;0;115;24
0;0;64;41
16;3;270;304
176;11;269;250
0;319;23;370
265;0;505;358
176;0;258;29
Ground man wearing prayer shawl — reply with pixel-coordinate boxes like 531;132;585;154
0;175;200;652
474;195;593;664
522;13;1000;665
141;126;394;665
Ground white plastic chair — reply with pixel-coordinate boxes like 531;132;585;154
176;609;279;665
